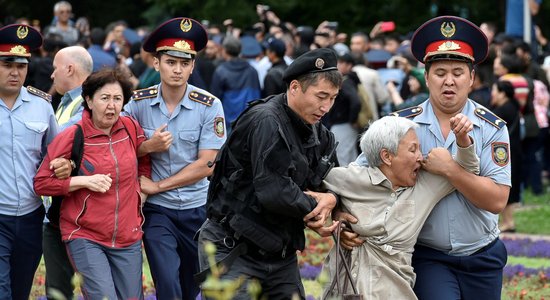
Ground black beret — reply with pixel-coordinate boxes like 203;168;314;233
411;15;488;65
283;48;338;83
0;24;43;63
143;17;207;59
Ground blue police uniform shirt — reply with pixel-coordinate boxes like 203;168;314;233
355;99;511;256
0;87;58;216
58;86;84;131
123;83;226;210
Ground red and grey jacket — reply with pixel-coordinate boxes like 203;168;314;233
34;110;151;248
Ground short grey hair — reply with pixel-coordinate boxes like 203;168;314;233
360;116;418;167
54;1;72;12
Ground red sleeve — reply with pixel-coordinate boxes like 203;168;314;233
33;126;77;196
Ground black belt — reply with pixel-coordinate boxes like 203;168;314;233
209;215;295;260
472;238;498;256
213;215;296;260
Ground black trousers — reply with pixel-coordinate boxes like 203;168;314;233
197;219;305;300
43;223;74;300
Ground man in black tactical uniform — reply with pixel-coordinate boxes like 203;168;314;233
197;48;343;299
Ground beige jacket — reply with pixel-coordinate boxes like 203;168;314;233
322;144;479;299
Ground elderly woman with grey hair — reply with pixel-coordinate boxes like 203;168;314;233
321;115;480;299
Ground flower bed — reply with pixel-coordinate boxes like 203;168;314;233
297;234;550;299
30;235;550;299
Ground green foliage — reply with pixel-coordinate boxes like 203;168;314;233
508;256;550;269
515;206;550;235
522;188;550;206
514;188;550;236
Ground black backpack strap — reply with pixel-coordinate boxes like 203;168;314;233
71;124;84;175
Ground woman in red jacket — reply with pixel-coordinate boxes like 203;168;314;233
34;69;150;299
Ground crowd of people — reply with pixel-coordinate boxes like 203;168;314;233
0;0;548;299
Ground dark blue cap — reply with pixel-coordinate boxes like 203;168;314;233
240;36;262;58
0;24;43;63
411;15;488;65
263;37;286;57
282;48;338;83
143;17;207;59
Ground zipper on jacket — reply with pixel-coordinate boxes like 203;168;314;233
109;136;121;247
68;193;91;240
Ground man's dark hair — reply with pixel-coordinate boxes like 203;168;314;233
90;27;106;46
500;53;526;73
295;70;343;92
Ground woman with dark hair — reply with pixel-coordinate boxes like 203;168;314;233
34;68;150;299
387;67;429;110
491;80;522;232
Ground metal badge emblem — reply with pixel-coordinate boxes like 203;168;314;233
180;18;192;32
440;22;456;38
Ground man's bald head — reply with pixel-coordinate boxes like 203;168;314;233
51;46;93;94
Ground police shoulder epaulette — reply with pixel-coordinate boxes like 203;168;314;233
474;107;506;129
390;106;423;118
189;90;215;107
131;86;158;101
27;86;52;102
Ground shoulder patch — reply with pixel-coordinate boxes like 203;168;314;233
189;91;215;107
475;108;506;129
390;106;423;118
27;86;52;102
131;86;158;101
491;142;509;166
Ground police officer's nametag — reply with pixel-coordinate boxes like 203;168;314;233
390;106;423;118
214;117;225;137
189;91;215;106
131;86;158;101
491;142;509;166
474;107;506;129
27;86;52;102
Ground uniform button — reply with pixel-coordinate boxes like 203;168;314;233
354;262;358;266
352;273;357;278
391;193;396;197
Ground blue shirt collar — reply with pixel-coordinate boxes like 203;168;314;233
153;83;195;110
415;98;482;129
67;86;83;100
